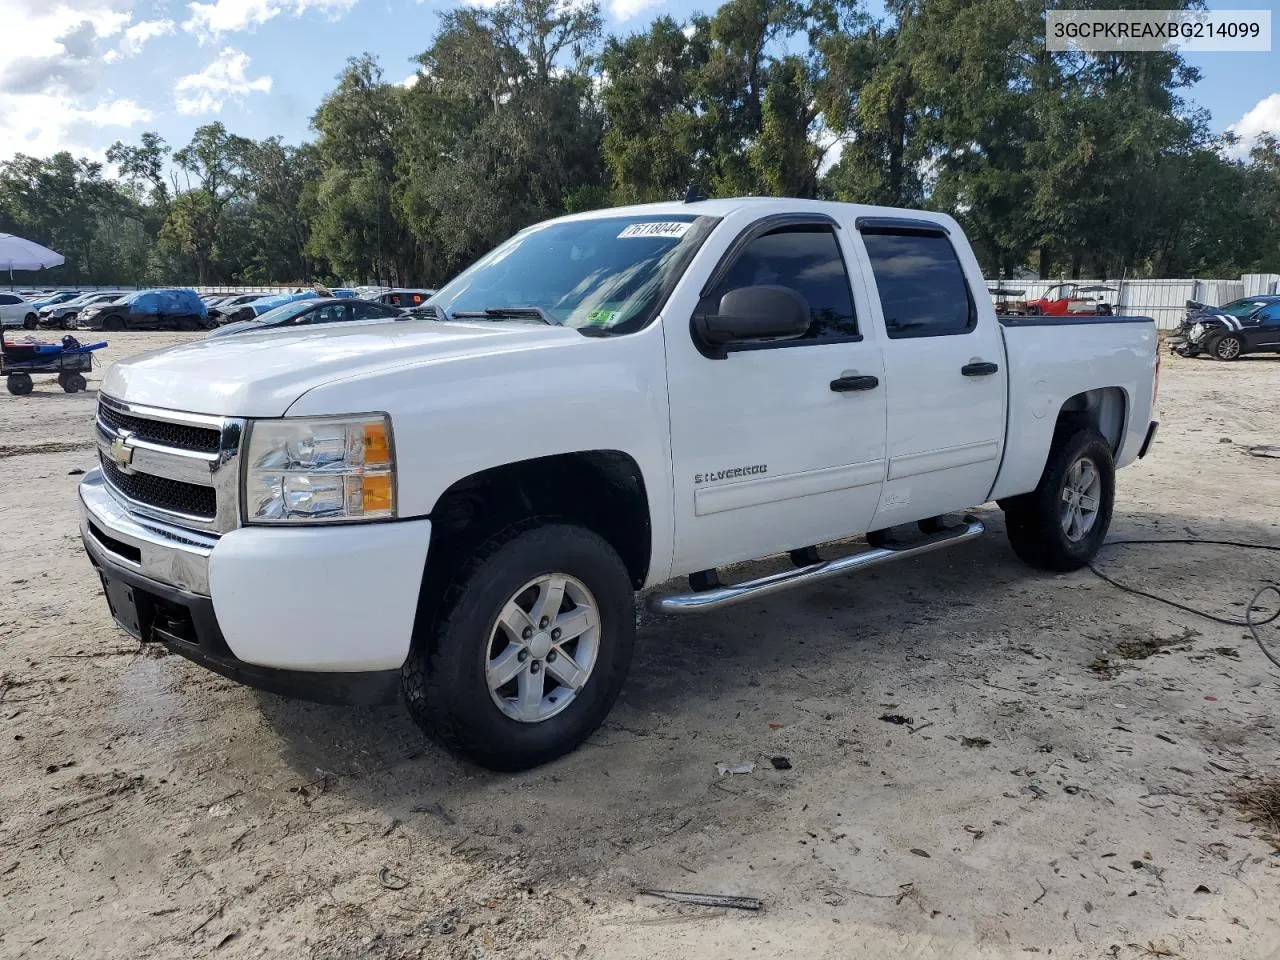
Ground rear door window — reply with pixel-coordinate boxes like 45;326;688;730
862;231;976;338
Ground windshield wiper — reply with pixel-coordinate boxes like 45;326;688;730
450;306;557;325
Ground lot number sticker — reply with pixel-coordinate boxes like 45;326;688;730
618;222;691;239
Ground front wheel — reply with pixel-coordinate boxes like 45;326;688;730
102;316;125;332
402;522;636;771
1004;427;1115;572
61;372;87;393
6;373;33;396
23;313;37;330
1213;335;1242;361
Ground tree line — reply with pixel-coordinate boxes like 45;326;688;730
2;0;1278;287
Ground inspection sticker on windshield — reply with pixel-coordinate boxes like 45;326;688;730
618;221;691;240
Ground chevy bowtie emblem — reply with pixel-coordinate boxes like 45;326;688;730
110;436;134;467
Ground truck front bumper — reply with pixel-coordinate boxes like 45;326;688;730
79;469;432;705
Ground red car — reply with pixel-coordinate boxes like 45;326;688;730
1023;283;1116;317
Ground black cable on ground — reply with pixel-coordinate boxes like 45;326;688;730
1088;538;1280;667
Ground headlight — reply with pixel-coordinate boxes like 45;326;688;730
1190;322;1204;339
243;415;395;524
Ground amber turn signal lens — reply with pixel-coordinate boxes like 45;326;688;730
363;422;391;466
363;474;393;513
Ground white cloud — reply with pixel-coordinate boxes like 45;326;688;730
0;0;162;159
182;0;356;40
175;47;272;115
104;18;175;61
1227;93;1280;157
0;92;152;160
399;72;421;90
610;0;662;21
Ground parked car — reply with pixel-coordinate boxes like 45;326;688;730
79;197;1158;772
1022;283;1116;317
208;297;406;338
78;289;211;331
377;288;436;309
25;291;82;317
0;293;37;329
219;291;318;325
207;294;275;325
38;291;127;329
1171;294;1280;360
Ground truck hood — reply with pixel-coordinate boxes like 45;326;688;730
102;320;584;417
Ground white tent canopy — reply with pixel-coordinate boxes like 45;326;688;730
0;233;65;272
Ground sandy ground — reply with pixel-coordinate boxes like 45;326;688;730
2;332;1280;960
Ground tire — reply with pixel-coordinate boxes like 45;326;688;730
61;372;86;393
1213;335;1242;361
402;521;636;771
102;316;125;332
23;313;37;330
1003;427;1115;572
6;373;33;396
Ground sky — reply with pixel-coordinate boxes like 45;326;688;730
0;0;1276;169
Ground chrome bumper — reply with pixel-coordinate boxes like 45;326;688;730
78;468;217;595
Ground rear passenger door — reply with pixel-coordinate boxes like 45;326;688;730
855;220;1006;527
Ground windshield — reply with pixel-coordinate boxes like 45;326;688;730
430;214;718;333
1219;299;1268;317
253;300;318;325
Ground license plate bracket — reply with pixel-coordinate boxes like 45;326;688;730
100;573;146;641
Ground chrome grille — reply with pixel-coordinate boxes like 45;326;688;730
99;456;217;519
96;395;243;533
98;402;221;453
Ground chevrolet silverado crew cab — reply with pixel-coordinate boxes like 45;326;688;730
79;198;1159;770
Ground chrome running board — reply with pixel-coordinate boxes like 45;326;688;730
650;516;985;614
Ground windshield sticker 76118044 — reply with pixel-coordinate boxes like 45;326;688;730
617;222;691;240
694;465;767;484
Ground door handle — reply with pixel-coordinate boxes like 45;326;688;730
961;361;999;377
830;375;880;392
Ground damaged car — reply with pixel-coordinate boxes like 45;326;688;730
1171;295;1280;360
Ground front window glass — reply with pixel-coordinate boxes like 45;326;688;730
1220;299;1267;317
431;214;717;333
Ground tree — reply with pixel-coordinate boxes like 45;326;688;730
396;0;605;277
168;123;252;283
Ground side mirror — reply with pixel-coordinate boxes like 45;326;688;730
694;285;811;349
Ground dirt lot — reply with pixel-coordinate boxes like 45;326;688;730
2;332;1279;960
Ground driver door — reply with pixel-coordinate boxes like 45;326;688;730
1244;302;1280;352
664;213;888;574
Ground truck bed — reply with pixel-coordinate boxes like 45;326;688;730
991;314;1158;502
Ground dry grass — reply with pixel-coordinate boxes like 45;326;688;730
1231;779;1280;850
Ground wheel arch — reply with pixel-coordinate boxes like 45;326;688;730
1054;386;1127;457
426;450;653;590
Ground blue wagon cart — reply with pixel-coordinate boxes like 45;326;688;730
1;334;107;395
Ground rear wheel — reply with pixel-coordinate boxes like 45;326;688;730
1003;427;1114;572
6;373;33;396
1213;335;1242;361
402;522;635;771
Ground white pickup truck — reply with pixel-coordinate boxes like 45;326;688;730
79;198;1159;770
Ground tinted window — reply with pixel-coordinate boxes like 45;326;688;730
710;225;858;342
0;295;17;305
310;303;350;324
862;232;975;338
1257;303;1280;321
352;301;396;320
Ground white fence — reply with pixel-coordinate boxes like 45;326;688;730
987;275;1280;330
